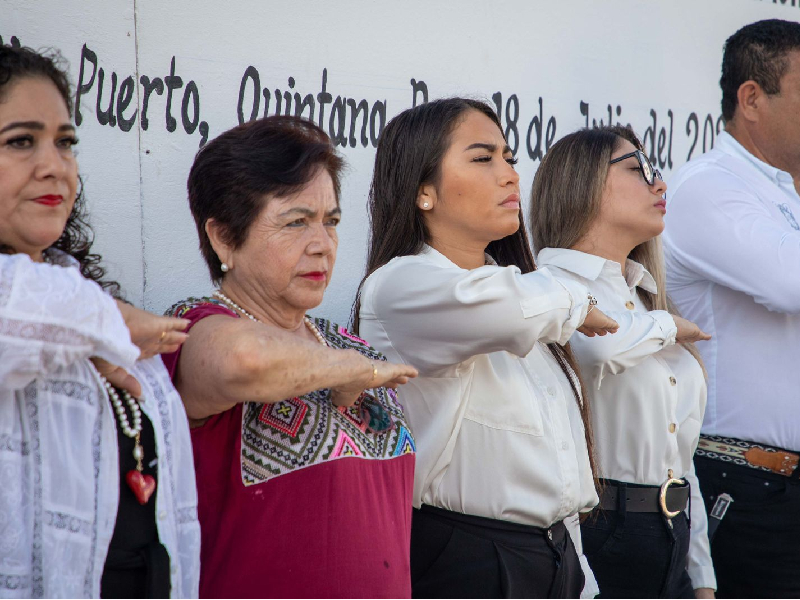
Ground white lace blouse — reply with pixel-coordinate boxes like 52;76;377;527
0;252;200;598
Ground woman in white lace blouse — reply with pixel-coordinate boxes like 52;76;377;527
0;45;199;598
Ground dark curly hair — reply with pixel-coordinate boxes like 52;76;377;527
721;19;800;122
0;44;120;297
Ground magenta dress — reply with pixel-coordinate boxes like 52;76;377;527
162;299;416;598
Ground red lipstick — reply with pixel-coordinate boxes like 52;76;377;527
300;271;327;282
33;194;63;207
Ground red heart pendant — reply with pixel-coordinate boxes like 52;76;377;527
126;470;156;505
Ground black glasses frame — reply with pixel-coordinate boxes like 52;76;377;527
609;150;662;186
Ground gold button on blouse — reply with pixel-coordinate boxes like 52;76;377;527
625;300;635;310
669;423;677;433
669;376;677;386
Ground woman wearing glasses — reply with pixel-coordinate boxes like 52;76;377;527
530;126;716;598
355;98;620;598
161;116;419;598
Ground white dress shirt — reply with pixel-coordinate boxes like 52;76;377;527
358;245;598;527
0;252;200;598
663;131;800;452
538;248;715;590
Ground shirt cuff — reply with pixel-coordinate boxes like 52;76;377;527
650;310;678;346
552;277;590;346
688;563;717;591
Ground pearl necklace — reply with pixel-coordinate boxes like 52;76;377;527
102;375;143;441
212;290;328;346
98;374;156;505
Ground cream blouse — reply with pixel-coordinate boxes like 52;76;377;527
538;247;715;591
358;245;599;528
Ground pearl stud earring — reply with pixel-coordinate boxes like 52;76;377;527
422;202;430;209
221;263;229;273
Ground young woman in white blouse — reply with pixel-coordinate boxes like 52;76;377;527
0;45;198;598
530;126;715;599
354;98;619;598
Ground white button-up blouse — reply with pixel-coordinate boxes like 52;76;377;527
537;247;715;590
358;245;599;528
0;252;200;598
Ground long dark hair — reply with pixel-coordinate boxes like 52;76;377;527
353;97;597;480
0;45;120;296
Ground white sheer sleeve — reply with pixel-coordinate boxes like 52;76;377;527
0;253;139;389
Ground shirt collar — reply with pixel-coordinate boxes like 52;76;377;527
420;244;498;268
716;131;795;188
537;247;658;293
44;247;80;268
626;259;658;294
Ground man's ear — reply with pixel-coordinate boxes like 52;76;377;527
205;218;233;269
736;80;764;124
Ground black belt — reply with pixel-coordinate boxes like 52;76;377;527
418;504;566;541
599;479;690;517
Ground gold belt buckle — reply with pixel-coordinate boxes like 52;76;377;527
659;476;686;519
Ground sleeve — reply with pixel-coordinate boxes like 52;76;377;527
564;514;599;599
0;253;139;389
686;459;717;590
665;171;800;314
160;302;237;380
366;259;589;375
568;308;677;389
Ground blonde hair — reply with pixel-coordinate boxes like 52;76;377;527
529;126;706;374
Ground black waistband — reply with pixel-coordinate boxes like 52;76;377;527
417;505;567;543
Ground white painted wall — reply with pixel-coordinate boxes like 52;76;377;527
4;0;799;324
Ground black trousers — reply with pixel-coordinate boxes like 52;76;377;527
411;505;584;599
695;454;800;598
581;494;694;598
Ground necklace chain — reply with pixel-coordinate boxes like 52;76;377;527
212;290;328;347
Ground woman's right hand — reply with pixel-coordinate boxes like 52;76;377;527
330;355;419;407
91;357;143;397
577;307;619;337
673;315;712;343
116;300;190;359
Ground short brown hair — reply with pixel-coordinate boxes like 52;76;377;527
187;115;344;283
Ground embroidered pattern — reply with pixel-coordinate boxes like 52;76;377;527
45;511;92;536
167;299;416;486
696;435;773;473
778;203;800;231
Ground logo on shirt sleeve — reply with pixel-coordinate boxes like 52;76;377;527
778;203;800;231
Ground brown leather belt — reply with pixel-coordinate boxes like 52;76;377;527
599;480;690;516
696;435;800;478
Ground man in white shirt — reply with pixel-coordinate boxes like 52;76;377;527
663;19;800;597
